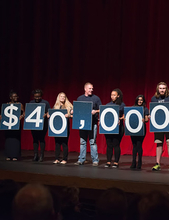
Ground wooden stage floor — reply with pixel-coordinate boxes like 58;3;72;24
1;150;169;197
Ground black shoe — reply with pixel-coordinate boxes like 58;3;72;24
112;163;119;168
130;163;136;169
105;163;111;168
32;154;39;161
136;165;141;170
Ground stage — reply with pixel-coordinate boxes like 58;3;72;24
1;150;169;199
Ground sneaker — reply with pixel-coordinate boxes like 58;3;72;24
93;162;98;166
74;161;84;165
152;163;161;171
112;163;119;168
105;163;111;168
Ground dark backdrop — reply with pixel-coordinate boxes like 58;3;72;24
1;0;169;156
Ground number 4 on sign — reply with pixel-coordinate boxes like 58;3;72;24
23;103;45;130
25;106;43;127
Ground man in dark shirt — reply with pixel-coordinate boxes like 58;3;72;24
30;89;50;162
151;82;169;171
75;82;102;166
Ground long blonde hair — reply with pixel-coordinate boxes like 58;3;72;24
53;92;73;116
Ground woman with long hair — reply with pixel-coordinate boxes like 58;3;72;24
52;92;73;164
105;89;125;168
130;95;149;170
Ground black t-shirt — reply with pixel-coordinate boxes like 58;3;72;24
151;95;169;103
29;99;50;113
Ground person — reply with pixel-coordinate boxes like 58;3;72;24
75;82;102;166
130;95;149;170
138;190;169;220
60;186;81;220
12;183;56;220
2;91;24;161
0;179;20;220
30;89;50;162
51;92;73;164
151;82;169;171
96;187;127;220
104;89;125;168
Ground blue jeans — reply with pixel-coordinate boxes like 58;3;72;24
78;124;99;163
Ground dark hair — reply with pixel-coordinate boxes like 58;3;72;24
32;89;43;96
9;90;17;98
96;187;127;220
138;190;169;220
134;95;146;107
112;88;123;105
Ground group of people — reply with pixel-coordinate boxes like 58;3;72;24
2;81;169;171
1;179;169;220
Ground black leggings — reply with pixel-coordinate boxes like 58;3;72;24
131;135;145;166
55;137;69;161
31;128;47;155
105;126;124;163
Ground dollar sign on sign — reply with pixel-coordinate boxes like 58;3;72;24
3;104;18;129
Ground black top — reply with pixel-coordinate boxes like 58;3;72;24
29;99;50;113
106;101;125;127
151;95;169;103
106;101;125;118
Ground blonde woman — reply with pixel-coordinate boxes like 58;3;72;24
53;92;73;164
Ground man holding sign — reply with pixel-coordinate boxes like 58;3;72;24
151;82;169;171
75;82;102;166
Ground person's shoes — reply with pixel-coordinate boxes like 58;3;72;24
74;161;84;165
12;158;18;161
6;158;11;161
130;163;136;169
105;163;111;168
53;160;60;164
152;163;161;171
32;154;39;162
136;165;141;170
61;160;67;164
39;155;44;162
93;162;98;166
112;163;119;168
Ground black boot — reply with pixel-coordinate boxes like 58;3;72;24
130;147;137;169
33;153;39;161
137;155;142;169
39;154;44;162
39;142;45;162
137;146;143;169
130;162;136;169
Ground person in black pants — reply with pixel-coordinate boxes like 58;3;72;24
30;89;50;162
130;95;149;170
105;89;125;168
50;92;73;165
1;90;25;161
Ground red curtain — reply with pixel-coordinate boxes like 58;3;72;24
1;0;169;156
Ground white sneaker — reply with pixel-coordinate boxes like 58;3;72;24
93;162;98;166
